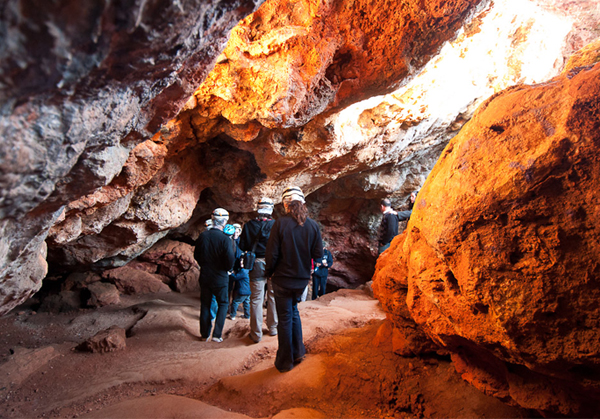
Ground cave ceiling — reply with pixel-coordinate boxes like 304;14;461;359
0;0;599;317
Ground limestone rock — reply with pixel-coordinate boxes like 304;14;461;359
77;326;127;353
62;272;102;291
175;266;200;294
374;62;600;416
0;0;265;314
86;282;121;308
139;239;196;279
103;266;171;295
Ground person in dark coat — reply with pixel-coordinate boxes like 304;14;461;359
239;197;278;343
194;208;236;343
266;186;323;372
229;224;251;319
378;197;412;255
312;243;333;299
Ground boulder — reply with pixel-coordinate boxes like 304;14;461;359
62;272;102;291
77;326;127;353
86;282;121;308
174;266;200;294
103;266;171;295
373;62;600;416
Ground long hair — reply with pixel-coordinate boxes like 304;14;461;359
286;200;308;226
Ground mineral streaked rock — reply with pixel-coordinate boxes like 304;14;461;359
0;0;266;314
373;62;600;415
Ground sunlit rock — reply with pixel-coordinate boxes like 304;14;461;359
374;60;600;415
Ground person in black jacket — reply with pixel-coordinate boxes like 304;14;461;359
239;197;278;343
266;186;323;372
312;243;333;299
378;197;412;255
194;208;236;343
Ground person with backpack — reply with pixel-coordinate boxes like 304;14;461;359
239;197;278;343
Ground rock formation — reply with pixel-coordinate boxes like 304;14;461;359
0;0;266;314
1;0;600;416
374;57;600;416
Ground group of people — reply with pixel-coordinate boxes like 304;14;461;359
194;186;414;372
193;186;330;372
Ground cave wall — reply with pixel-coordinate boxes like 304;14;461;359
373;54;600;416
0;0;267;314
0;0;599;337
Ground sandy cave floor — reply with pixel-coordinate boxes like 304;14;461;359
0;288;532;418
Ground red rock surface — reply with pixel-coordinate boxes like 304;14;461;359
373;62;600;415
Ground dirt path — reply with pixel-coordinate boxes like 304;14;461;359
0;288;530;418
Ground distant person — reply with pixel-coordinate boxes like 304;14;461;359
194;208;236;343
266;186;323;372
239;197;278;343
378;197;412;254
312;242;333;299
229;223;251;320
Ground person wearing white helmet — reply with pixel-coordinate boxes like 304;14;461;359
239;197;278;343
265;186;323;372
194;208;236;343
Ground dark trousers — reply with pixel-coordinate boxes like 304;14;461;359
200;283;228;339
312;273;327;300
272;282;306;372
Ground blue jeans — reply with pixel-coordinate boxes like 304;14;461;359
312;274;327;299
272;282;306;372
230;293;250;318
200;284;228;339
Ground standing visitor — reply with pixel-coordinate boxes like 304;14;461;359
312;242;333;299
239;197;278;343
229;223;251;320
266;186;323;372
194;208;236;343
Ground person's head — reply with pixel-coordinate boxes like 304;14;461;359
282;186;308;226
233;223;242;239
410;190;419;204
380;198;391;213
257;197;274;217
211;208;229;230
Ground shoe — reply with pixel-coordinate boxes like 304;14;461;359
211;337;223;343
243;315;250;319
200;336;210;341
294;356;306;365
229;316;237;321
276;365;294;373
249;335;261;344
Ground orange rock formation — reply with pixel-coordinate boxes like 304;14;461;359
374;61;600;416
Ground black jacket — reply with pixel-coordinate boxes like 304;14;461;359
194;229;236;287
239;217;275;258
378;212;399;247
265;215;323;289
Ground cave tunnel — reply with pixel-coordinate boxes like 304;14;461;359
1;0;600;417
